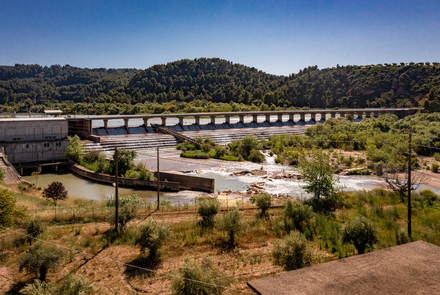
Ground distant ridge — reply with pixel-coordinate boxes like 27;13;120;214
1;59;439;111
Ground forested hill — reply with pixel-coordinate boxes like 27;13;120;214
0;64;138;104
1;59;440;113
119;59;440;110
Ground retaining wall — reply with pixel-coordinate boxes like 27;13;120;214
68;164;215;193
68;164;180;192
155;172;215;193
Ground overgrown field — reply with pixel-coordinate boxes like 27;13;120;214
1;184;440;294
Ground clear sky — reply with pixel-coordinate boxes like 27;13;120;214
1;0;439;75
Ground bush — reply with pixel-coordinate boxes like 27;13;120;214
19;242;65;281
249;149;265;163
284;200;313;231
176;141;197;152
171;257;233;295
272;230;313;270
197;198;221;227
0;167;4;181
180;150;210;159
431;162;439;173
133;219;171;259
23;216;45;245
20;274;96;295
395;227;409;245
0;189;26;227
219;209;243;247
65;135;83;162
254;192;272;217
107;202;138;231
106;194;142;207
342;215;378;254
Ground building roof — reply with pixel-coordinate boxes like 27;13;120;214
247;241;440;295
44;110;63;114
0;117;66;122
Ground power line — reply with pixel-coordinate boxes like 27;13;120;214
0;226;253;294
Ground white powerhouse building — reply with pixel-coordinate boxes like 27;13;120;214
0;118;69;164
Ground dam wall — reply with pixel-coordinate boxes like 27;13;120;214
69;163;215;193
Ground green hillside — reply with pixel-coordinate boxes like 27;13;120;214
1;59;440;113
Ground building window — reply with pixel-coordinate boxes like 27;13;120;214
11;144;16;150
44;142;50;148
55;142;61;147
23;144;29;148
13;137;21;141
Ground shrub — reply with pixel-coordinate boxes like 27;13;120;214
254;192;272;217
342;215;378;254
431;162;439;173
107;202;138;231
106;194;142;207
0;167;4;181
197;198;221;227
0;189;26;227
395;227;409;245
249;149;265;163
176;141;197;152
23;217;45;245
171;257;233;295
133;219;171;259
374;161;385;176
180;150;210;159
65;135;83;162
272;230;313;270
96;154;112;174
20;274;96;295
19;243;65;281
284;200;313;231
219;209;243;247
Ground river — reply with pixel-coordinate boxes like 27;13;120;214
24;151;440;204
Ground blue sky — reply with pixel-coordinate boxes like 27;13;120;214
1;0;439;75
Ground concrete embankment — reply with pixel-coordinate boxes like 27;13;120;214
68;163;214;193
0;153;22;184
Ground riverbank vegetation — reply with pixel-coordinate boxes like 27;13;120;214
2;59;440;114
2;178;440;293
66;135;156;181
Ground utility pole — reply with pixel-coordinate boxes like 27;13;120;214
407;128;412;238
115;147;119;235
157;146;160;210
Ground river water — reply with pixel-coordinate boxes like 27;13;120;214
25;150;435;204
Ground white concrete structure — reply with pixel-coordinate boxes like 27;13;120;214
0;118;68;164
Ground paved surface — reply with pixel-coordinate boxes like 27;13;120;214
247;241;440;295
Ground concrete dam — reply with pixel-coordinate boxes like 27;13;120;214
67;108;419;153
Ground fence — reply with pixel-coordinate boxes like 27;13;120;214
27;196;291;221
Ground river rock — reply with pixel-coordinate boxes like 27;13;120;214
272;172;302;180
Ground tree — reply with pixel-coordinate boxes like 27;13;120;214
42;182;67;206
219;209;243;247
133;219;171;260
19;242;65;281
197;198;221;227
113;149;137;176
254;192;272;217
384;165;427;202
299;150;341;200
0;189;26;227
42;182;68;219
65;135;83;162
342;215;378;254
272;230;313;270
31;170;41;187
171;257;233;295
